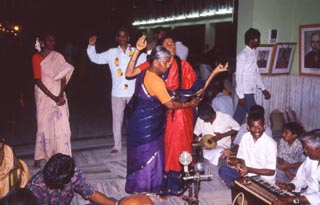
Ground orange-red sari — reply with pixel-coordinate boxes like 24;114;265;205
160;58;196;196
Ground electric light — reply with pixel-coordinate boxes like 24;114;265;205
13;25;20;31
132;7;233;26
215;8;232;15
0;22;21;37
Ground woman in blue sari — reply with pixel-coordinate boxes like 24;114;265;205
125;45;199;195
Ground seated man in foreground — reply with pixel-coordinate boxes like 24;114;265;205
232;104;273;152
26;153;117;205
272;129;320;205
219;113;277;188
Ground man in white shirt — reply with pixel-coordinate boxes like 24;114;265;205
175;41;189;60
233;28;271;124
172;28;189;60
274;130;320;205
194;103;240;166
219;113;277;188
87;28;146;154
233;105;273;148
211;80;234;117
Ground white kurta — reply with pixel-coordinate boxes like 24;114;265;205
237;132;277;184
291;157;320;205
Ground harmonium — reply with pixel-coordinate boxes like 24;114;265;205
231;176;296;205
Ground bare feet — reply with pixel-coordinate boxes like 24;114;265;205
148;195;168;202
110;149;119;154
220;179;227;186
33;160;41;169
157;196;168;201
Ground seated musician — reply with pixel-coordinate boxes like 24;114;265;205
232;105;273;153
193;102;240;166
218;113;277;188
273;129;320;205
0;138;30;197
276;122;305;183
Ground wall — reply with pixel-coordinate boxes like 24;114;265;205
255;75;320;131
237;0;320;74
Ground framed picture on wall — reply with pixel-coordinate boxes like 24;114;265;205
256;44;275;74
299;24;320;76
270;43;296;74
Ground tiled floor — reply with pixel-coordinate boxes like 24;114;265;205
15;136;232;205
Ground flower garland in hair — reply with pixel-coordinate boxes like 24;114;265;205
35;37;41;52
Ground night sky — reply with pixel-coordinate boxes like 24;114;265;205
1;0;140;42
0;0;140;140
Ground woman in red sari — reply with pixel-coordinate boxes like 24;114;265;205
157;36;197;196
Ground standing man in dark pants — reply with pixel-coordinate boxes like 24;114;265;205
233;28;271;124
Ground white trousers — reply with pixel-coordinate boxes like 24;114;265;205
111;96;131;150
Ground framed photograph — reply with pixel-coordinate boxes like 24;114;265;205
299;24;320;76
256;44;275;74
270;43;296;74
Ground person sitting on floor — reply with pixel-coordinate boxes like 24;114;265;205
193;102;240;166
232;105;272;153
0;188;37;205
0;138;30;197
272;129;320;205
276;122;305;183
219;113;277;188
26;153;117;205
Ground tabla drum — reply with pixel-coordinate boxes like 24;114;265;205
226;152;243;168
202;134;217;150
118;194;154;205
192;142;204;163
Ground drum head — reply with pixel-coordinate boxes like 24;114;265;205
118;194;154;205
202;134;217;150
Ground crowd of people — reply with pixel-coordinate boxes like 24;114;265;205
0;26;319;205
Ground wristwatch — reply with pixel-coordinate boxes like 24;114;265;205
292;197;299;204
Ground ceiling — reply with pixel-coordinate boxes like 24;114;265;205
0;0;233;39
